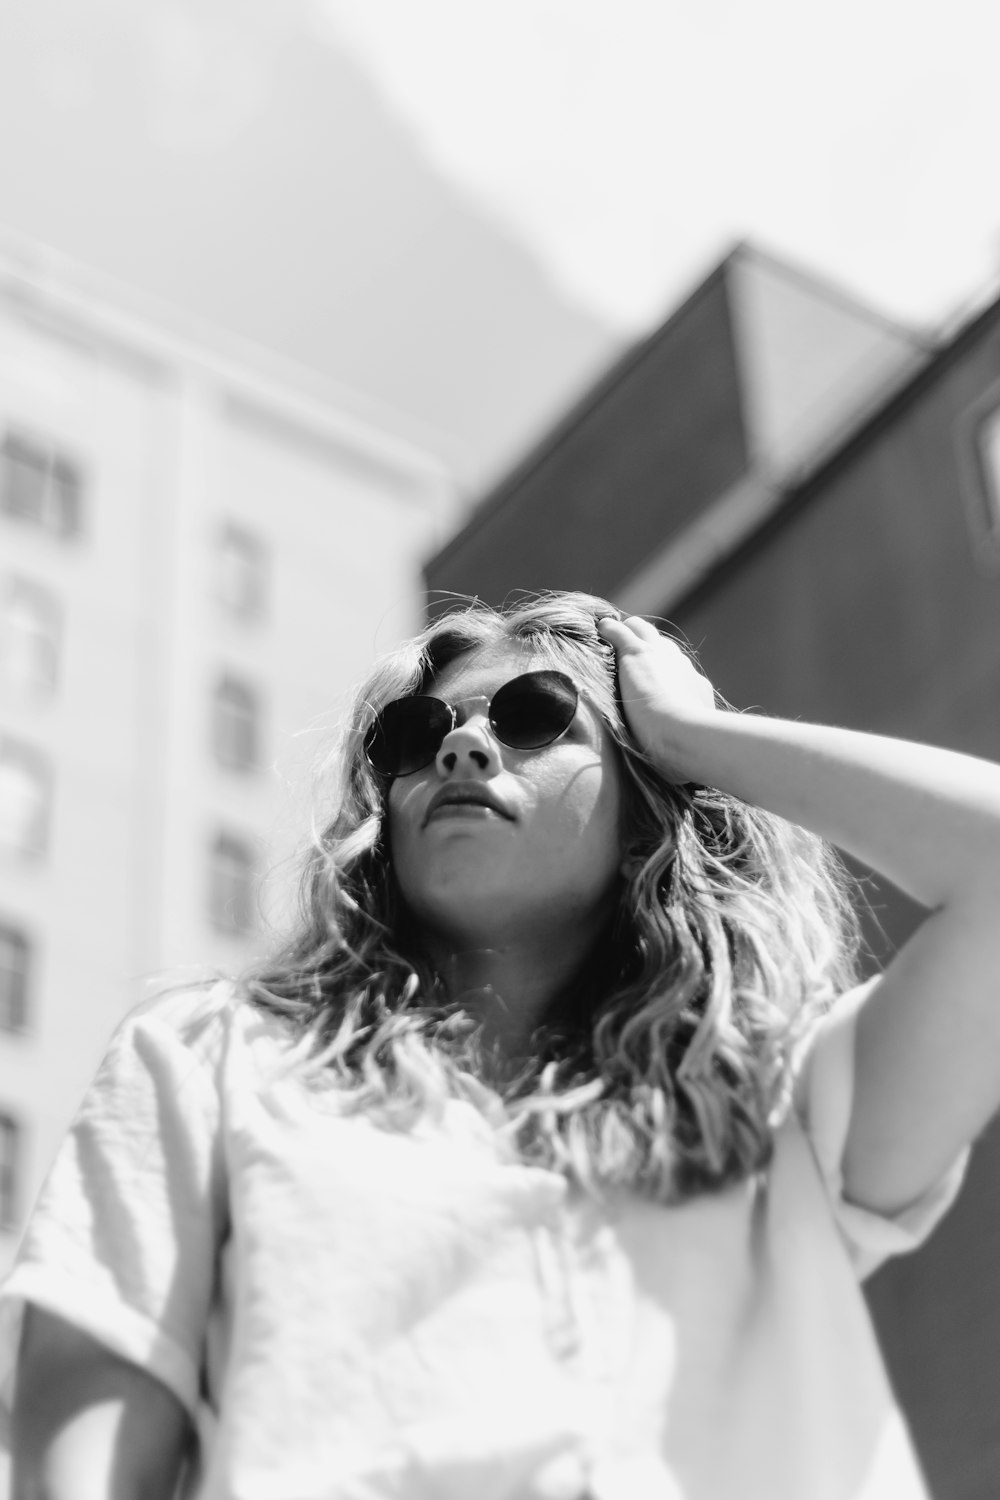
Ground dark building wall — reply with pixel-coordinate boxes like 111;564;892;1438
673;323;1000;752
425;266;748;607
669;307;1000;1500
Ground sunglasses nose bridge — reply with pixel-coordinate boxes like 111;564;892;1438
435;693;491;746
435;699;501;772
449;692;490;726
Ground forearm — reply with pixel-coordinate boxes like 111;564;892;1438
602;613;1000;1210
12;1309;189;1500
653;707;1000;911
15;1403;148;1500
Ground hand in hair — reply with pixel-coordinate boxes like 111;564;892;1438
597;614;717;782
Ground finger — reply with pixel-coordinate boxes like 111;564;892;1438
596;615;636;648
621;615;664;643
597;615;660;650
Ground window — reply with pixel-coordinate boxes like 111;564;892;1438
0;1113;20;1229
959;390;1000;571
215;523;267;620
977;404;1000;544
1;576;61;695
0;923;30;1032
1;430;83;538
209;831;257;935
212;675;260;771
0;740;51;857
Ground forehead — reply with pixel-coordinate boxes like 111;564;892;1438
428;643;554;701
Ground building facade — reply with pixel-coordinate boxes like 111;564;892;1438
425;246;1000;1498
0;244;454;1274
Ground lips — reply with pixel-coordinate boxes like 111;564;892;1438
424;783;514;825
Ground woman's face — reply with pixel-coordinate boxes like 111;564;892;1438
387;644;624;951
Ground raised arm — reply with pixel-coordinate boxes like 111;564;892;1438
599;614;1000;1215
12;1306;190;1500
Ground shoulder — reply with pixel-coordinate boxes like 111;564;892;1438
109;977;246;1065
114;978;310;1107
81;978;259;1124
792;978;875;1127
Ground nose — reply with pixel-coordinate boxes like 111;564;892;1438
435;713;502;776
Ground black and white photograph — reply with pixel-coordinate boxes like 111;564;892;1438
1;3;1000;1497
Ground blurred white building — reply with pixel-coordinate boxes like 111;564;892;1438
0;242;455;1270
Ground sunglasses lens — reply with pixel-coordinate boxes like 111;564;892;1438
490;671;578;749
365;696;453;776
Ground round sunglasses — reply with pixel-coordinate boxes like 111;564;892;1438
364;669;581;778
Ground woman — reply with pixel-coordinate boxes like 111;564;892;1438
5;591;1000;1500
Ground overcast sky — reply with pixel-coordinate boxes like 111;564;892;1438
1;0;999;484
318;0;1000;333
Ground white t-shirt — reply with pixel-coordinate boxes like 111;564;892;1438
0;983;967;1500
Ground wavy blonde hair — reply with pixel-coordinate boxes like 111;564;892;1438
247;591;861;1202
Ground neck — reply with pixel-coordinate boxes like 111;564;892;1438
419;923;603;1062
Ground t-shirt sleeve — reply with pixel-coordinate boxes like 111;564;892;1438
0;986;229;1430
794;980;970;1281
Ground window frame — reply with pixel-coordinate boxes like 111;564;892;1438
0;921;31;1033
1;574;62;696
0;1111;22;1231
0;737;52;859
215;522;268;622
212;673;261;772
0;426;84;540
957;383;1000;573
208;829;258;936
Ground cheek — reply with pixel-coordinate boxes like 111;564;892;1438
385;796;423;913
385;780;426;891
588;750;626;871
544;761;623;867
590;777;625;870
386;781;421;857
